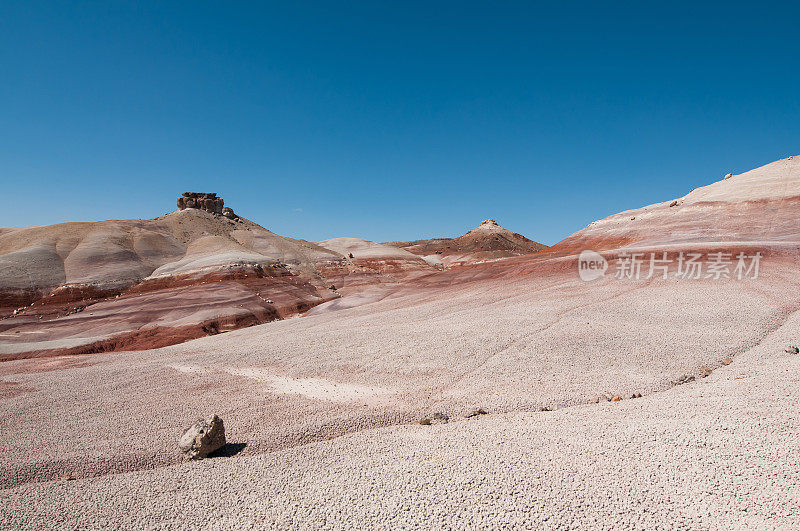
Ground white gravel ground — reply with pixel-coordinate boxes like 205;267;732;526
2;298;798;529
1;257;799;529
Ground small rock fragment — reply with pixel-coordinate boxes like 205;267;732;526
724;173;733;180
699;366;713;378
669;200;678;207
179;415;226;459
418;418;431;426
722;358;733;366
611;396;622;402
630;393;642;399
785;346;799;355
465;408;487;418
431;412;449;424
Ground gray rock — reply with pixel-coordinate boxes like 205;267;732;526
431;412;449;424
179;415;226;459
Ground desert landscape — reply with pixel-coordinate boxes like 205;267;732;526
3;2;800;528
2;156;799;528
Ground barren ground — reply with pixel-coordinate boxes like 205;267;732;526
2;158;799;528
1;255;799;528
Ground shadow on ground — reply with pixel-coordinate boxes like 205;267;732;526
209;443;247;458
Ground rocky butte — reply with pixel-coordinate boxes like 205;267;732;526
176;192;237;219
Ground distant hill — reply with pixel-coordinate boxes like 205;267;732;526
388;218;547;267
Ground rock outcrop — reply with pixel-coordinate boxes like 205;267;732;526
177;192;226;216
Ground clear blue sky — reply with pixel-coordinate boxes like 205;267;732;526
2;2;798;245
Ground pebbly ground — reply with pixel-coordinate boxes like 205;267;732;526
1;261;799;528
2;300;798;529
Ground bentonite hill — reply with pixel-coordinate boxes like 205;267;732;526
0;194;343;358
1;157;799;528
0;194;544;360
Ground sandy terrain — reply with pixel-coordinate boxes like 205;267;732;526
1;157;799;528
1;263;799;528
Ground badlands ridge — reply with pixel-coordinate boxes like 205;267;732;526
1;156;799;528
0;203;544;359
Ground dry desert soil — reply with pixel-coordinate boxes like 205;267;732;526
1;156;800;529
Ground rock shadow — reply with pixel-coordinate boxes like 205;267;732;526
208;442;247;458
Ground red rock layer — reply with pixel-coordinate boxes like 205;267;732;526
0;264;337;361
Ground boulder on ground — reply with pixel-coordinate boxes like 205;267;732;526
179;414;226;459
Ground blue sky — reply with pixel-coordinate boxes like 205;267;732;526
2;1;798;244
